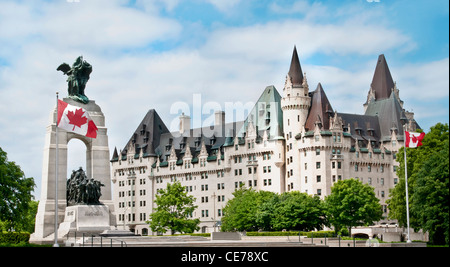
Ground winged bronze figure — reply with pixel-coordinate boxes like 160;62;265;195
57;56;92;104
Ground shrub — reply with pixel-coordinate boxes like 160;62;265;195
246;231;335;238
0;232;30;244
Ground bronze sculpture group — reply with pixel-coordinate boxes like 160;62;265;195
67;167;104;206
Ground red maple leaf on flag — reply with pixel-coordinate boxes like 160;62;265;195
67;108;88;131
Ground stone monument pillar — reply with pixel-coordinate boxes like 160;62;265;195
30;98;116;243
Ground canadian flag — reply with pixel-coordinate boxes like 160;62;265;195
57;99;98;138
405;131;425;148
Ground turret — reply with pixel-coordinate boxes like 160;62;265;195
281;46;311;135
281;46;311;191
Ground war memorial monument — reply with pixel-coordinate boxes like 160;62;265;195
30;56;116;244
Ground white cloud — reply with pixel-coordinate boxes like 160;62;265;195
202;20;414;63
0;0;182;60
395;58;449;100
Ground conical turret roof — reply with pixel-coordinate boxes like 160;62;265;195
305;83;334;131
370;54;395;100
288;46;304;87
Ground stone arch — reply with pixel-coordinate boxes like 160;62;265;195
67;133;96;180
353;233;369;239
66;137;88;178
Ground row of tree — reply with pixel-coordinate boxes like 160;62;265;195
145;177;383;237
221;179;382;237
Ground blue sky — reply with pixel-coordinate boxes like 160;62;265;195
0;0;448;200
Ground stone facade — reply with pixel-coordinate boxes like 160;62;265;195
111;47;419;235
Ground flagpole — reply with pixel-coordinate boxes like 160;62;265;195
54;92;60;247
403;124;412;243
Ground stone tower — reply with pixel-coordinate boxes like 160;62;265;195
31;98;116;243
281;46;310;190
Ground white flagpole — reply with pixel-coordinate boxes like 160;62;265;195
54;92;60;247
403;125;412;243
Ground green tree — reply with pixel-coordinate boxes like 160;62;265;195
257;191;326;231
0;147;36;231
387;123;449;245
411;139;449;245
147;182;200;235
325;178;382;236
221;188;275;232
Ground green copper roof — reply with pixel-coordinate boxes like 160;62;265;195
237;85;284;140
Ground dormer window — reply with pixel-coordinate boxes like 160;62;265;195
180;137;187;149
140;124;147;135
355;127;363;135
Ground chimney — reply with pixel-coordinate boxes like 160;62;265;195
215;111;225;127
179;113;191;135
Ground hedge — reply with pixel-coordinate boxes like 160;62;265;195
0;232;30;244
246;231;336;238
